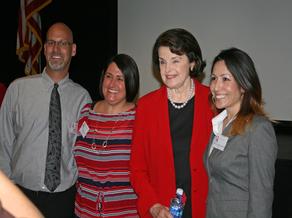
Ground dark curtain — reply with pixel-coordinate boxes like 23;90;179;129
2;1;117;101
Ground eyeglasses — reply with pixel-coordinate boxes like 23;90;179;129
46;40;73;48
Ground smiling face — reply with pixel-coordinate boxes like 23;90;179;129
44;23;76;74
102;62;127;107
210;60;244;117
158;46;194;90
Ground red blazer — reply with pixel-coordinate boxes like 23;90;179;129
130;80;213;218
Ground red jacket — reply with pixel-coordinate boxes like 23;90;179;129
130;80;213;218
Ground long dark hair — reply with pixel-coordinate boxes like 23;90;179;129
211;47;267;135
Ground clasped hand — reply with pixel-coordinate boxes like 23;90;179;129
150;203;173;218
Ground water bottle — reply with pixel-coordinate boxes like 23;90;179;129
169;188;184;218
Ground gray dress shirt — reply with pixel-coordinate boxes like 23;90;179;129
0;69;92;192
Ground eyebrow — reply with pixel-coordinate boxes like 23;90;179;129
212;72;231;76
105;71;124;77
159;56;183;60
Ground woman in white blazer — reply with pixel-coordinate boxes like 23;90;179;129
204;47;277;218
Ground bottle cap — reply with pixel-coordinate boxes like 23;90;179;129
176;188;183;196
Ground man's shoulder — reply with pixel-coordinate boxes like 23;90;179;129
65;79;91;101
13;74;42;83
8;74;42;90
66;79;86;91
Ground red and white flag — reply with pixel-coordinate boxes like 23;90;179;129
16;0;51;75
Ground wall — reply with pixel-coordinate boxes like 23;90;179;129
118;0;292;121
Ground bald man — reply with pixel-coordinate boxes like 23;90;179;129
0;22;92;218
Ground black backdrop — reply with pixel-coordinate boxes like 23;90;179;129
2;1;117;100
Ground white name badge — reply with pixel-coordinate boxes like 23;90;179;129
212;134;228;151
79;121;89;138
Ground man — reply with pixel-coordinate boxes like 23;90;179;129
0;22;91;218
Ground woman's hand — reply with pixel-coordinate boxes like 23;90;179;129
150;203;172;218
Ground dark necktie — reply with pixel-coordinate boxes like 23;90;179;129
44;83;62;192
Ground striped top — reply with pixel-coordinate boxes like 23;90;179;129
74;103;139;218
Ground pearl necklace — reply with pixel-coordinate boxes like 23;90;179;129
167;81;194;109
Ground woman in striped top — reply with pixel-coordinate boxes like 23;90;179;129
74;54;140;217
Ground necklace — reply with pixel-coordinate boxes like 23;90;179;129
167;80;194;109
91;119;119;150
224;114;237;129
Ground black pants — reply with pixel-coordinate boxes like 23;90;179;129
17;184;76;218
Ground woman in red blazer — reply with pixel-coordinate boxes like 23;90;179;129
130;28;213;218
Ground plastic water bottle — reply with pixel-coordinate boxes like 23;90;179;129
169;188;184;218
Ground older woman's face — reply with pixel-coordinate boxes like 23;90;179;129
210;60;244;116
102;62;127;106
158;46;194;90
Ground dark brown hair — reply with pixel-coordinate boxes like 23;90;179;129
152;28;206;78
210;47;267;135
99;54;140;102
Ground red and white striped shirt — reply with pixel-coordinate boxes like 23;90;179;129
74;103;139;218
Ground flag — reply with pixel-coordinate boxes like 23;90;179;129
16;0;52;75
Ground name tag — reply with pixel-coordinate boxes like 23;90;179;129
79;121;89;138
212;134;228;151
